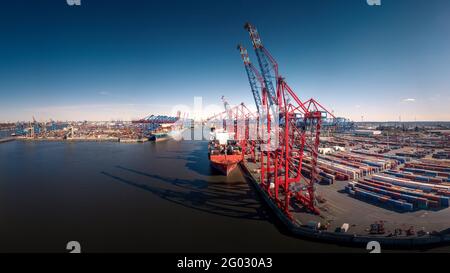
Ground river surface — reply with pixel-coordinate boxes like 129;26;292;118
0;130;448;253
0;129;14;138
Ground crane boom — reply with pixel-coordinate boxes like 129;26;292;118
244;23;278;106
239;23;338;215
237;44;263;113
221;96;233;120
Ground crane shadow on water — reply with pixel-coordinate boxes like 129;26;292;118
101;165;271;222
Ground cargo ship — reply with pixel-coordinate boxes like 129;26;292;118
208;129;243;175
149;132;170;142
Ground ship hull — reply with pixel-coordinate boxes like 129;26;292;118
148;133;171;142
209;154;242;176
154;136;170;142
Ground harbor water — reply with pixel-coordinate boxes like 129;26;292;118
0;129;448;253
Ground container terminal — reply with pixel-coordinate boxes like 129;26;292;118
1;22;449;250
203;23;450;247
2;112;186;143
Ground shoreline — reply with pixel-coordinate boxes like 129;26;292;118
1;137;166;144
0;137;16;144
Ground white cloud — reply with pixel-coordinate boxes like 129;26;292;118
402;98;416;103
98;91;110;96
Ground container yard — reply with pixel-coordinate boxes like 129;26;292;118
223;22;450;247
239;129;450;246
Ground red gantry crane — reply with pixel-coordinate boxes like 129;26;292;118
239;23;335;216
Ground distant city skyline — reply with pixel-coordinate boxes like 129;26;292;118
0;0;449;122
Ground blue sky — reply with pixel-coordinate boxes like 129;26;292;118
0;0;449;122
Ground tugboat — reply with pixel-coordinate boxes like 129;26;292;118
208;129;242;175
